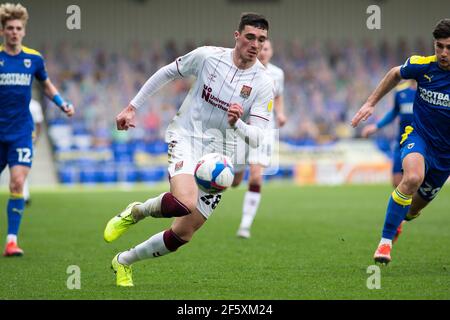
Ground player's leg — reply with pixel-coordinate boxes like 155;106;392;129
109;174;198;286
391;145;404;242
104;174;195;242
237;164;263;239
4;165;30;257
104;137;197;242
374;128;428;264
3;135;33;257
113;175;224;287
406;167;450;220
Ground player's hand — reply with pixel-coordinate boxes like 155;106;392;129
277;112;287;127
361;124;378;138
61;102;75;117
351;102;375;128
116;104;137;130
228;103;243;127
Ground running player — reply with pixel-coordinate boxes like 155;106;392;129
351;19;450;265
0;3;74;257
232;39;286;239
104;13;274;286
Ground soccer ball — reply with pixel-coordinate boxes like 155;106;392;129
194;153;234;194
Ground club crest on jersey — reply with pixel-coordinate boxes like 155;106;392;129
0;60;4;67
240;85;252;99
24;59;31;68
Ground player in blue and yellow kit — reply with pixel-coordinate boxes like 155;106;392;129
0;3;74;256
352;19;450;265
362;80;416;188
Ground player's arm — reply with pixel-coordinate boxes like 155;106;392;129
274;95;287;127
41;79;74;117
351;66;402;128
274;71;287;127
35;55;74;117
117;47;208;130
362;108;399;138
116;62;181;130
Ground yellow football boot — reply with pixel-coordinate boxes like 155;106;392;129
104;202;142;243
111;253;133;287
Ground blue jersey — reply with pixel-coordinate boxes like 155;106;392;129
400;55;450;169
0;45;48;139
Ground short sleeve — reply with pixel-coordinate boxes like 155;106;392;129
35;56;48;82
400;55;433;80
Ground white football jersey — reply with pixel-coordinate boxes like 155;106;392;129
166;46;274;153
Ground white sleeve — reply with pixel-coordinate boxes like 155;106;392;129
174;46;211;78
130;62;180;109
234;78;274;148
30;99;44;123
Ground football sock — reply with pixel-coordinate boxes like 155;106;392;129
135;192;191;219
7;193;25;242
381;188;412;240
118;229;187;265
134;193;166;219
379;238;392;246
239;184;261;231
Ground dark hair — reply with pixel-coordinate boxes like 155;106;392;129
238;12;269;32
433;19;450;39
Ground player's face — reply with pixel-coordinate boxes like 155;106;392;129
235;25;268;63
2;19;25;47
434;38;450;70
257;40;273;65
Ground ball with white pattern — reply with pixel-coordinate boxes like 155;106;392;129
194;153;234;194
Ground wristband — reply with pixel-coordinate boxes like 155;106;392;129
52;94;65;107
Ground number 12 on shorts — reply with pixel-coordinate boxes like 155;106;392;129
16;148;32;163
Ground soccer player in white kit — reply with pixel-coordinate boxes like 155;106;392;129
23;98;44;206
232;39;287;239
103;13;274;287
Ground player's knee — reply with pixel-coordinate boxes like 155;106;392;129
401;172;424;191
9;176;26;194
161;193;194;218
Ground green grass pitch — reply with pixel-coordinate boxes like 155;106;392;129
0;184;449;299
